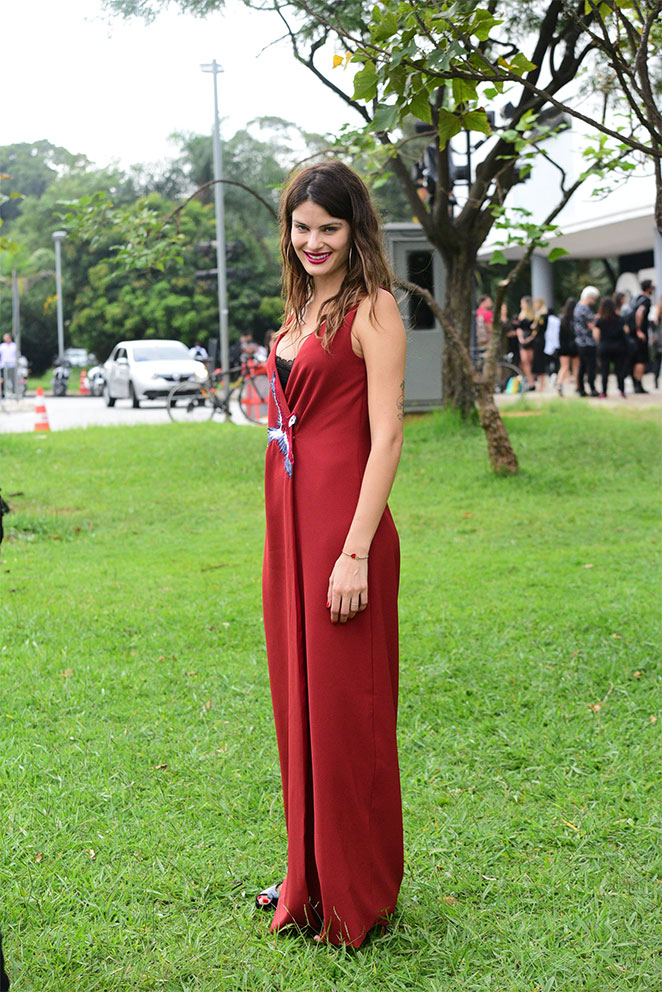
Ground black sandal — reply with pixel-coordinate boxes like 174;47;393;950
255;881;281;910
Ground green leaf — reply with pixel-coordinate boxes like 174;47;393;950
372;10;398;43
427;47;452;72
408;89;433;124
353;61;378;103
461;109;492;135
548;247;569;262
490;249;508;266
452;77;478;106
384;64;407;97
371;102;400;133
511;52;537;74
437;109;463;149
469;9;502;41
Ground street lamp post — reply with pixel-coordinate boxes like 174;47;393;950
11;266;20;362
52;230;67;361
200;60;229;383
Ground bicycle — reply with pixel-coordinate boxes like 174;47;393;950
166;359;270;424
473;348;527;394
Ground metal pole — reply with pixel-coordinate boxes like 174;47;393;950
11;265;20;357
53;231;66;361
201;60;229;384
466;132;477;361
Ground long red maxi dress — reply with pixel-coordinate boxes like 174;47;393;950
262;305;403;948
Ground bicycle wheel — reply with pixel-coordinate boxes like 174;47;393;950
494;361;526;394
167;381;216;422
238;372;270;424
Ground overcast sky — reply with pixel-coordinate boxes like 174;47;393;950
1;0;357;171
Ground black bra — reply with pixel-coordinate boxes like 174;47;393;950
275;354;294;392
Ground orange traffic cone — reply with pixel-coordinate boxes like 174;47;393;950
241;371;268;422
79;368;90;396
34;387;50;432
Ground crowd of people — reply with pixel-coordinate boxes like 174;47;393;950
476;278;660;396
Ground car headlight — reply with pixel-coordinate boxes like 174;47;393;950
194;366;207;380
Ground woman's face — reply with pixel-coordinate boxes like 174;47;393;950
291;199;351;279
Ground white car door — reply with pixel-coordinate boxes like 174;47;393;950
113;347;130;398
106;347;119;397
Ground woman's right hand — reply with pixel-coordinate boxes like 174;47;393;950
327;554;368;624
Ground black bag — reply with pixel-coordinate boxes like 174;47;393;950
0;491;9;548
620;304;634;333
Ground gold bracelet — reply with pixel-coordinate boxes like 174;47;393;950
342;550;369;560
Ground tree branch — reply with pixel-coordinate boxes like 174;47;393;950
164;178;277;222
634;1;662;137
273;3;371;123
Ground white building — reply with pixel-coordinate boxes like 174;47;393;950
387;111;658;408
477;118;659;304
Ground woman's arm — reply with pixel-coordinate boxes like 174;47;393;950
326;289;407;624
516;321;533;345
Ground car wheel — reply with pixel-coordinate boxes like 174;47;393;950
103;383;116;408
129;381;140;408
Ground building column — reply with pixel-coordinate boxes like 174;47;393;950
531;253;554;307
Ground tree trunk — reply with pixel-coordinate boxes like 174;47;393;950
474;382;519;475
398;276;520;475
442;244;477;417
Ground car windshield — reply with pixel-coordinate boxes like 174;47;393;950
131;343;190;362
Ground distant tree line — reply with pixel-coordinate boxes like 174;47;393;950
1;124;412;374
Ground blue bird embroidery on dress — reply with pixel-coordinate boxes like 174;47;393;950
267;371;294;477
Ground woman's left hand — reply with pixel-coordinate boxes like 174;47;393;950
327;555;368;624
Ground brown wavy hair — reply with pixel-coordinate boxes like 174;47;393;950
279;161;393;350
598;296;616;320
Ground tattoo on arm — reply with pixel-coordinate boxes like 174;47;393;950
396;380;405;421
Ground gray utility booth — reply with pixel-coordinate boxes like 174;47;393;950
384;222;445;411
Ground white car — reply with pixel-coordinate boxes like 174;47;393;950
102;339;207;408
63;347;96;367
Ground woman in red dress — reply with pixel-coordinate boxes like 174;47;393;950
258;161;406;947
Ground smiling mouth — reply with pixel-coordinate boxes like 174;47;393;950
303;251;332;264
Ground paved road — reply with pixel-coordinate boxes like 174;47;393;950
1;376;660;434
0;394;258;433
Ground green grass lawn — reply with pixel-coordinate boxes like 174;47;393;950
1;403;660;991
26;373;53;394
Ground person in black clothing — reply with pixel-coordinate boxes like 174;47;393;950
531;298;549;391
573;286;600;396
501;302;520;367
624;279;654;393
595;296;627;398
652;295;662;390
515;296;536;389
229;331;260;368
557;296;578;397
613;291;627;314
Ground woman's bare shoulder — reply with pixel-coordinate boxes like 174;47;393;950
355;289;403;333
